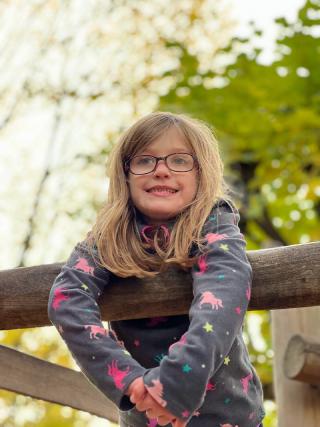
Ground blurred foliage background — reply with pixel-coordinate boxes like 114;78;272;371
0;0;319;426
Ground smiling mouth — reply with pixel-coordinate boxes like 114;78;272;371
146;187;178;195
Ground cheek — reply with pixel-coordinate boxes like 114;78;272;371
189;173;199;198
128;177;144;204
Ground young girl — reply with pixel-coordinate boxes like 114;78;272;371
48;112;265;427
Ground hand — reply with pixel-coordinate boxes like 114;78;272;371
135;389;177;426
126;377;148;404
127;377;185;426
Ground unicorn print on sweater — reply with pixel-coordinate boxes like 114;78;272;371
199;291;223;310
84;324;109;339
107;360;131;390
52;287;69;310
73;257;94;274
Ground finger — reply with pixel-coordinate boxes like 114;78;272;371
157;415;176;426
144;402;167;419
146;408;157;419
130;388;147;404
135;401;150;412
135;395;154;412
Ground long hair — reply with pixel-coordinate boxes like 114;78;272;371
86;111;230;278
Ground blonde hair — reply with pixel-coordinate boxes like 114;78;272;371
86;111;230;278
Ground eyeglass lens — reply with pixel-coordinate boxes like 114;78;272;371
129;153;194;174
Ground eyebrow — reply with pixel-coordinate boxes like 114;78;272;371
138;148;192;155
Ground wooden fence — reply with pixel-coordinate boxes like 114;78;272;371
0;241;319;424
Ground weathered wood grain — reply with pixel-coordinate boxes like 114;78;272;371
0;344;119;422
0;241;319;330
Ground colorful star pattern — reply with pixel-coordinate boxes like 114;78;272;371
81;283;89;291
224;356;231;365
182;364;192;373
220;243;229;251
203;322;214;332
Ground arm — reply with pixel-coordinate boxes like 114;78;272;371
142;200;253;423
48;240;146;410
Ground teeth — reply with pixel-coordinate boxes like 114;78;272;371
149;188;176;193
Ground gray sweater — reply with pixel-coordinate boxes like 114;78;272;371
48;199;265;426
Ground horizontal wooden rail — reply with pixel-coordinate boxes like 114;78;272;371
0;241;319;330
0;241;319;420
0;344;119;422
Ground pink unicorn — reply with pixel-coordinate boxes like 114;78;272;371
206;233;227;244
196;254;208;275
241;372;253;394
107;360;130;390
52;287;69;310
84;325;109;339
199;291;223;310
206;381;216;391
73;257;94;275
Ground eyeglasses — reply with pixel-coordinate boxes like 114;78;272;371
125;153;196;175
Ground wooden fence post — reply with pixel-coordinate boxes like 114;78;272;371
272;307;320;427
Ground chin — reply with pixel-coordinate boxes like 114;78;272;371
145;210;178;224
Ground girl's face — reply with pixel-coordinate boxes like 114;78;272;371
127;126;198;224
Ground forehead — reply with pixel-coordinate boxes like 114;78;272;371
137;126;192;155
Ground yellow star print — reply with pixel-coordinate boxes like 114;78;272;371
81;283;89;291
203;322;214;332
220;243;229;252
224;356;231;365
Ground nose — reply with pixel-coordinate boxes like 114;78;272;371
154;159;171;176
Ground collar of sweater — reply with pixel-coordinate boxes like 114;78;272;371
134;211;176;246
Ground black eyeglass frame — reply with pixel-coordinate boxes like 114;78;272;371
124;152;197;175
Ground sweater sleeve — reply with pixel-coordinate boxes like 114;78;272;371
47;240;146;411
142;200;253;422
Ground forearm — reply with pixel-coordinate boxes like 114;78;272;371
143;201;252;422
48;243;146;410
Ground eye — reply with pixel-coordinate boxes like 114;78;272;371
173;157;186;164
171;154;189;164
134;156;154;165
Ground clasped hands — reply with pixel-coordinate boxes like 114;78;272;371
127;377;187;427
